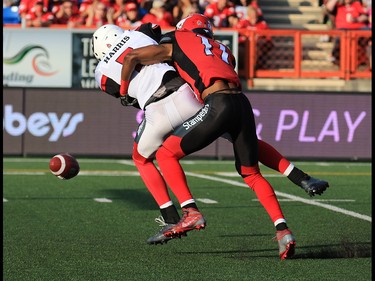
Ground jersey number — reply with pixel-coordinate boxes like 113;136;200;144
197;34;230;64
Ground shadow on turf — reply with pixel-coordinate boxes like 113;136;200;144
294;241;372;259
177;240;371;259
103;188;157;210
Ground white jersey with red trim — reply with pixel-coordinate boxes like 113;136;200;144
94;27;175;110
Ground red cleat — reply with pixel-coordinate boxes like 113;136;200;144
275;229;296;260
163;208;206;237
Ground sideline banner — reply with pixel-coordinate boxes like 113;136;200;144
72;30;98;89
3;28;239;89
3;29;72;87
3;89;371;160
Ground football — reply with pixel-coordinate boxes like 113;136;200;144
49;153;80;180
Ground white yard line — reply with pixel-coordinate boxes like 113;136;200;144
185;172;372;223
3;159;371;222
3;158;371;167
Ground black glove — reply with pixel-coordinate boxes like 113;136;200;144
120;95;140;109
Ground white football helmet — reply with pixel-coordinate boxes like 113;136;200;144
91;24;124;61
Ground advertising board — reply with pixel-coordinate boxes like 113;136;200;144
3;29;72;87
3;89;371;160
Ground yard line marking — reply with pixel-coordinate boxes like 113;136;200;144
78;171;139;176
311;199;356;202
4;172;46;175
3;171;140;176
3;158;371;167
185;172;371;223
215;172;283;177
3;198;8;202
252;199;356;202
197;198;218;204
94;198;112;203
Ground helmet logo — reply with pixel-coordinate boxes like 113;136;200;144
176;18;186;29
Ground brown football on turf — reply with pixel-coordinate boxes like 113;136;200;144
49;153;80;180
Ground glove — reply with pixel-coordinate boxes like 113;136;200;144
120;95;140;109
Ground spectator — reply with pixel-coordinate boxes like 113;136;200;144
117;1;143;28
110;0;127;23
85;1;114;27
78;0;93;22
162;0;177;14
232;5;268;30
325;0;370;64
230;5;272;70
52;0;83;27
141;0;174;27
3;0;19;7
198;0;210;10
232;0;263;21
24;0;54;27
138;0;153;17
326;0;369;30
321;0;336;30
18;0;49;23
204;0;235;27
172;0;201;25
50;0;78;12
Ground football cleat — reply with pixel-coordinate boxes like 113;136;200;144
163;208;206;237
300;175;329;197
147;216;183;245
275;229;296;260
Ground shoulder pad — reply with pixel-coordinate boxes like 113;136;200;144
160;31;175;44
136;23;162;43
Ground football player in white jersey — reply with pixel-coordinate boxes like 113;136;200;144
92;22;329;245
93;23;204;245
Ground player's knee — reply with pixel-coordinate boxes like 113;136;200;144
238;164;264;187
155;146;174;162
132;143;153;165
237;164;260;178
236;163;260;175
156;136;185;162
243;172;264;189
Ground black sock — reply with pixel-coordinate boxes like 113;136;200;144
182;203;198;210
276;223;288;231
287;167;310;187
160;205;180;224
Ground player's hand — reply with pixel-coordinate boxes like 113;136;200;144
120;95;140;108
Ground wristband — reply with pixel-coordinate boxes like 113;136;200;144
120;80;130;96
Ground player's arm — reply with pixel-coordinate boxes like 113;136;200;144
120;44;173;96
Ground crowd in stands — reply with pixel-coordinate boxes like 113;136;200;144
3;0;273;30
3;0;371;32
321;0;371;66
3;0;371;69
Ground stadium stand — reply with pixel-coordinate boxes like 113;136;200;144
2;0;371;92
259;0;327;30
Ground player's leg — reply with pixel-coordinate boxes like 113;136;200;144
233;93;296;259
155;133;208;237
155;98;229;236
135;87;203;243
258;140;329;196
132;117;181;245
140;84;204;220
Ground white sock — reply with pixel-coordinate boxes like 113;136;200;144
283;163;295;177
